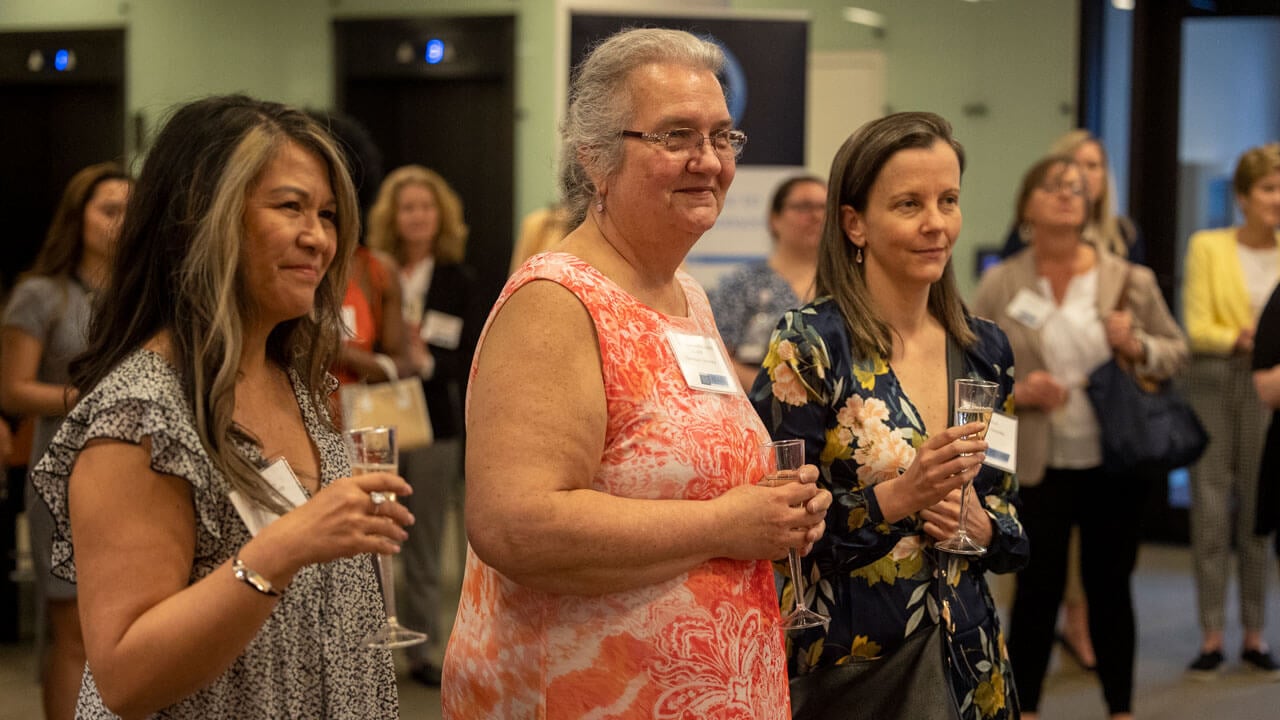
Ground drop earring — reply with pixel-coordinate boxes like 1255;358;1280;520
596;196;605;214
855;246;863;264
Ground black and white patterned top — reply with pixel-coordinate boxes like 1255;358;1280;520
31;349;398;718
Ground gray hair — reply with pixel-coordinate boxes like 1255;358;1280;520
558;28;726;227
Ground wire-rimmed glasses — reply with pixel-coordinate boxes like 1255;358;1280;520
621;128;748;158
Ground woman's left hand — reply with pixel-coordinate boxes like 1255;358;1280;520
919;484;993;547
1105;310;1144;362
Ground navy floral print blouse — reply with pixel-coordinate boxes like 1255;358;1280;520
749;297;1028;719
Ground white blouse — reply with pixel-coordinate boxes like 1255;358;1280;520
1038;268;1113;469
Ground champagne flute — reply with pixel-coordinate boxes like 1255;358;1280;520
936;378;1000;556
762;439;830;631
346;425;428;649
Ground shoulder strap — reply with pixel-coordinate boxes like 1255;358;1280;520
1112;262;1134;313
945;333;965;421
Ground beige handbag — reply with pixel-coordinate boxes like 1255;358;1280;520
340;379;434;450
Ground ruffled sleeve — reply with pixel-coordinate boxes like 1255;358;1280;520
30;351;224;584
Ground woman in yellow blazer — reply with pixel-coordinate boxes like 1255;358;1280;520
1181;142;1280;677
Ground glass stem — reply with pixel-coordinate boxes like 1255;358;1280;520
955;480;972;539
377;553;398;624
787;549;808;611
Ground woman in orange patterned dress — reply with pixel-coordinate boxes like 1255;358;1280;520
441;28;832;718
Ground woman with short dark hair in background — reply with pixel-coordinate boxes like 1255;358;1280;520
442;28;830;717
28;95;412;718
709;174;825;390
1182;141;1280;678
974;155;1187;720
0;161;130;720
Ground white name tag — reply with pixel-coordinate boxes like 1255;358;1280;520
1005;288;1054;330
421;310;464;350
982;412;1018;474
229;457;310;536
666;329;738;394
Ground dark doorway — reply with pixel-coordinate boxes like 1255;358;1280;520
0;29;126;294
335;16;516;311
1121;1;1280;544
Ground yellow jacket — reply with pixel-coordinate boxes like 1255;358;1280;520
1182;226;1280;354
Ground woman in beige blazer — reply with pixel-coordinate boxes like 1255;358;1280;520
972;155;1187;720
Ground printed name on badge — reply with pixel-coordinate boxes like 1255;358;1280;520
666;329;739;394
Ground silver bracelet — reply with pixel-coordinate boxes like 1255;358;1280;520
232;552;281;597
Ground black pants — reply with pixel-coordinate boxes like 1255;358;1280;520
1009;466;1149;715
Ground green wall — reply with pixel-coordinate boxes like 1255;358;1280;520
0;0;1078;293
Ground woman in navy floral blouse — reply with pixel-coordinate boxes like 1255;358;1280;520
750;112;1028;719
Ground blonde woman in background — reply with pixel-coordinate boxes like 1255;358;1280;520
975;154;1187;720
997;129;1144;673
509;204;570;275
1001;129;1144;266
367;165;480;686
1182;142;1280;678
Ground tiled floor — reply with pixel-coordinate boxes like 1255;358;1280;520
2;542;1279;718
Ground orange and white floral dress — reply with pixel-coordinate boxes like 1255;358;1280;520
442;252;789;719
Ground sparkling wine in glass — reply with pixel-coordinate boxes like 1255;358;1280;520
346;425;427;649
762;438;830;631
936;379;1000;556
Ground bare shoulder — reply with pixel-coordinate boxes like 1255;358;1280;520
477;279;599;369
468;278;606;492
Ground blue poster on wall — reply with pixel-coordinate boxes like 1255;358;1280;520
570;13;807;167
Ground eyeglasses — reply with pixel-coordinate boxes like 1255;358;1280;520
621;128;748;158
1038;180;1086;197
783;201;825;214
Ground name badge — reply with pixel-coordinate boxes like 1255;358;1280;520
229;457;310;536
982;412;1018;474
1005;288;1054;330
666;329;738;394
422;310;464;350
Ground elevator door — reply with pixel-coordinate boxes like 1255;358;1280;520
0;30;125;292
336;17;515;312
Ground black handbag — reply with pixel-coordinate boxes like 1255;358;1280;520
1086;359;1207;473
789;621;961;720
1085;267;1208;474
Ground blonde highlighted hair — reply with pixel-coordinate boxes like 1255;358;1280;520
1049;129;1134;258
73;95;359;514
366;165;468;265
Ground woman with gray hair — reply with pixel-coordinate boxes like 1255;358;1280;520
441;27;831;717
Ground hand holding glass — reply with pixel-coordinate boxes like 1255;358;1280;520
762;439;830;631
345;425;427;649
936;379;1000;556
